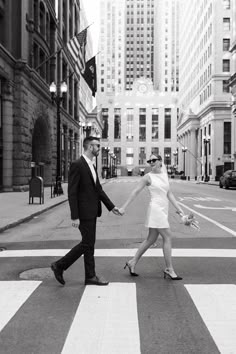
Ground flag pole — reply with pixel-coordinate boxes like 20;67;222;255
34;23;93;72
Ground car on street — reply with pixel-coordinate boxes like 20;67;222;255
219;170;236;189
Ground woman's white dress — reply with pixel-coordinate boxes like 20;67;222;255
145;171;170;228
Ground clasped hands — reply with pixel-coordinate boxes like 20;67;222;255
112;206;125;216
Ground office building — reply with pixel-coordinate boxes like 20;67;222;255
177;0;233;180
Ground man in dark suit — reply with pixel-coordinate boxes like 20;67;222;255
51;136;120;286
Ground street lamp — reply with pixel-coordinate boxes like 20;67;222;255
49;81;68;195
104;146;110;178
203;136;210;182
165;153;170;175
82;122;92;137
173;149;178;171
182;146;187;179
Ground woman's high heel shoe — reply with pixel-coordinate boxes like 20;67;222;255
163;270;182;280
124;262;139;276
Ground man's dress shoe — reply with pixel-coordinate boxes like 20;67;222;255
51;262;65;285
85;275;109;286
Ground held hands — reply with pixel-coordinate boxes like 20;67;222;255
112;207;123;216
111;206;125;216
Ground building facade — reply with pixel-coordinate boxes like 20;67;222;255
229;0;236;169
154;0;180;93
177;0;234;180
100;78;178;176
0;0;98;191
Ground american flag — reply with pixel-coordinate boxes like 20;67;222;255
67;28;87;73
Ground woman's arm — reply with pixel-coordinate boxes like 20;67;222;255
167;190;184;215
120;175;149;213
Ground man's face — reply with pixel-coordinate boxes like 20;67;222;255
90;140;100;157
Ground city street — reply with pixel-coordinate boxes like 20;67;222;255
0;177;236;353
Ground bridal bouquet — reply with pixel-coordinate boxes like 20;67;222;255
178;212;200;231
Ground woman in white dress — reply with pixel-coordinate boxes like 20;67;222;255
119;154;184;280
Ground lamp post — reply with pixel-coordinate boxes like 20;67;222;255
173;149;178;173
49;81;68;195
104;146;110;178
165;153;170;175
82;122;92;137
182;146;187;179
203;136;210;182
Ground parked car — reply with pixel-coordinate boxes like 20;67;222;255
219;170;236;189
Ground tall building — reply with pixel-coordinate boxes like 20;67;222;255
98;0;126;95
154;0;180;93
177;0;233;180
125;0;155;91
97;0;179;176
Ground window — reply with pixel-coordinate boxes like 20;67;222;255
223;18;230;31
114;147;121;165
223;80;229;92
223;38;230;51
102;109;109;139
223;0;230;9
139;147;146;165
223;59;230;72
164;108;171;139
151;147;159;156
152;108;159;139
126;108;134;141
139;108;146;141
114;108;121;139
224;122;231;154
126;147;134;165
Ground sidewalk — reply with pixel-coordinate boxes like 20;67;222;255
0;184;70;233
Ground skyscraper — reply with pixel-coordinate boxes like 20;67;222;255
177;0;233;180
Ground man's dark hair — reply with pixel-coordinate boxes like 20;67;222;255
83;136;100;150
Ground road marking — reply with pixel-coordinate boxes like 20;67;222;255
194;204;236;211
179;197;220;202
61;283;141;354
1;249;236;257
179;202;236;237
186;284;236;354
0;281;41;332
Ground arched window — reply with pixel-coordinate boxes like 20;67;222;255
46;13;50;43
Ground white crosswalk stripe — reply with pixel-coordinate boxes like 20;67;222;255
186;284;236;354
61;283;141;354
0;281;41;332
1;248;236;257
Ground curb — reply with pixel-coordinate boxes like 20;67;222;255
0;178;108;233
0;199;68;234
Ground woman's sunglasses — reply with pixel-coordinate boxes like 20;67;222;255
147;158;162;164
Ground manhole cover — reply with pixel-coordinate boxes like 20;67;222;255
19;267;53;280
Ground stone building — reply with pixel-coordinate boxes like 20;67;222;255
99;78;178;177
177;0;234;180
0;0;100;191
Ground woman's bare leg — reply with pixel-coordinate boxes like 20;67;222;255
158;228;178;277
128;228;159;271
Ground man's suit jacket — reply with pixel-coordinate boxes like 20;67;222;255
68;156;115;220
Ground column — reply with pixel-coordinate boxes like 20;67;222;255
2;80;14;191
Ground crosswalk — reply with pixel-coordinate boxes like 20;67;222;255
0;249;236;353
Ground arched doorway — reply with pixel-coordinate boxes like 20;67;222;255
32;116;52;185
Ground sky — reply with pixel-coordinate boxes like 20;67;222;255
81;0;100;54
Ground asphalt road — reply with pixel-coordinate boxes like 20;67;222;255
0;177;236;354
